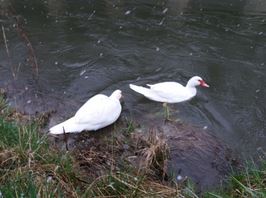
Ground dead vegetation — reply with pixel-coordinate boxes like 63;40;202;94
66;122;179;197
133;128;169;179
83;172;181;198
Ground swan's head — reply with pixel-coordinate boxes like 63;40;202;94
110;89;123;100
187;76;209;88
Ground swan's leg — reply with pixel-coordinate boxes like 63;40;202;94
163;102;170;120
162;103;178;122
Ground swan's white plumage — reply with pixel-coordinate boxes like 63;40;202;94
129;76;209;103
49;90;122;134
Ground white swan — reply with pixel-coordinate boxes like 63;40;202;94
49;90;122;134
129;76;209;103
129;76;209;119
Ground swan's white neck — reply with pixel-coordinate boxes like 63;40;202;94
186;86;197;97
110;90;122;101
185;81;197;97
186;80;196;88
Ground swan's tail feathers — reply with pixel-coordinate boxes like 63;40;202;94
49;122;68;135
49;117;79;134
129;84;154;98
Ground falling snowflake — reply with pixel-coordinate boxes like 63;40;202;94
80;69;86;76
125;10;131;15
162;8;168;14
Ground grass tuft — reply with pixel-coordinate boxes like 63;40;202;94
84;172;180;198
205;160;266;197
134;128;169;179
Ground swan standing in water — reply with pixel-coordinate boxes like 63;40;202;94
129;76;209;119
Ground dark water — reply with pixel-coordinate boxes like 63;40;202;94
0;0;266;188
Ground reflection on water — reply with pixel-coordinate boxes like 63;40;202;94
0;0;266;187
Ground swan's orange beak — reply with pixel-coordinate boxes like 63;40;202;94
199;80;210;88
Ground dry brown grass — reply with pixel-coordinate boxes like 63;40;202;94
70;124;179;197
132;128;169;179
83;172;182;198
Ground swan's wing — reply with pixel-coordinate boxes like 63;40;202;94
75;94;107;115
148;82;184;91
148;82;195;103
74;94;121;125
148;82;188;100
74;94;108;124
